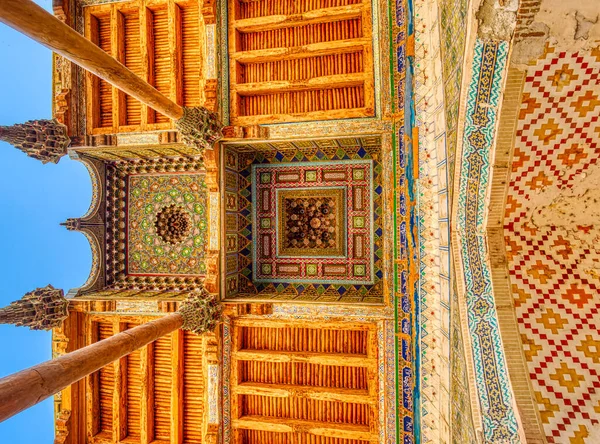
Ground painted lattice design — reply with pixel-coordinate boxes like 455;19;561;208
105;157;208;291
127;174;208;276
505;48;600;443
224;138;385;303
252;160;374;285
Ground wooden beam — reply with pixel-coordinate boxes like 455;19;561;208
233;319;374;331
365;330;379;436
234;349;376;368
360;0;374;116
232;4;365;33
231;38;370;63
140;343;155;444
366;330;378;398
170;329;184;444
232;107;371;126
112;321;128;442
233;72;365;96
168;0;182;107
234;382;376;405
139;0;150;129
110;5;121;131
0;0;184;120
233;416;378;442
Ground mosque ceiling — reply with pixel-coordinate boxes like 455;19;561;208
504;47;600;443
223;137;387;304
105;157;209;292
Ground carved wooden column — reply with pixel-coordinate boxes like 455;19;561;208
0;119;70;164
0;285;68;330
0;0;223;152
0;289;221;422
0;312;183;422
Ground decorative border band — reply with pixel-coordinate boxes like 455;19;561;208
456;39;521;442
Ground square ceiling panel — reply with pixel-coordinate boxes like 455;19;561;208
127;173;208;276
223;136;385;303
252;160;374;285
104;157;209;291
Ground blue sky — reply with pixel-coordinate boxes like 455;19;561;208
0;1;92;441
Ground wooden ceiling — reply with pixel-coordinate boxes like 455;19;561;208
84;314;213;444
84;0;205;134
228;0;375;125
228;319;380;443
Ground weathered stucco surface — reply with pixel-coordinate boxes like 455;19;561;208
513;0;600;64
475;0;519;40
531;164;600;279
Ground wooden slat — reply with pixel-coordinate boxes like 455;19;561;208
85;319;100;440
96;13;113;129
111;5;122;130
233;72;365;95
126;323;142;439
170;329;184;444
180;1;202;107
234;382;375;405
235;350;375;368
153;335;172;440
140;343;155;444
232;107;370;125
233;416;377;442
150;4;170;123
123;8;143;126
237;18;363;52
236;0;362;20
231;324;242;423
112;321;128;442
239;361;369;389
183;330;205;444
97;322;114;434
238;51;364;83
233;4;365;33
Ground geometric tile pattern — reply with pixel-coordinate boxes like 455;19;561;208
104;157;208;291
456;39;521;442
439;0;468;190
390;0;415;439
505;48;600;444
252;160;374;285
127;173;207;276
224;137;385;303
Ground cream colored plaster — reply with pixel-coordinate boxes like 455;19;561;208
530;163;600;280
513;0;600;65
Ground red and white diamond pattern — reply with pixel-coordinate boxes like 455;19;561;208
505;48;600;443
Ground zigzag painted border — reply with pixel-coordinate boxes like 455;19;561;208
456;39;522;442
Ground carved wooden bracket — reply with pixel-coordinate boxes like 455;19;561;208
53;409;71;444
204;253;220;294
221;125;270;140
222;303;274;317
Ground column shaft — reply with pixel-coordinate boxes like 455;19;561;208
0;0;184;120
0;312;183;422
